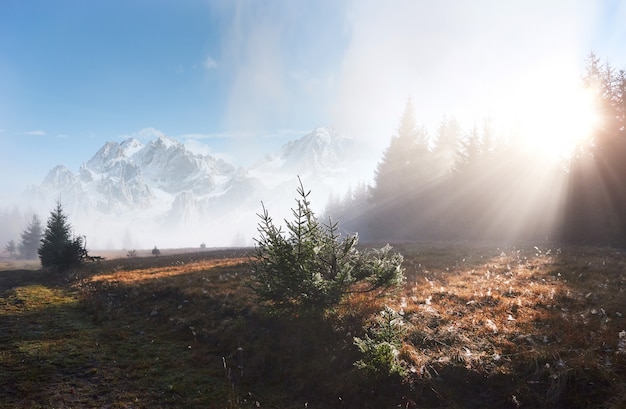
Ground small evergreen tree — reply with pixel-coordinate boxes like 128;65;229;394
5;240;17;258
250;178;405;316
18;215;43;260
38;201;88;270
354;306;408;378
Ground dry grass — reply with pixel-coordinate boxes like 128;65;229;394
0;259;40;271
1;244;625;408
89;257;247;283
386;244;626;408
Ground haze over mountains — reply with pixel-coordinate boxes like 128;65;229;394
14;126;375;249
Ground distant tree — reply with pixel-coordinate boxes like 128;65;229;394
432;115;462;175
250;178;405;317
324;182;370;229
371;99;430;203
200;242;207;249
454;123;482;174
368;100;438;240
127;249;137;258
38;201;89;269
18;215;43;260
481;117;495;155
152;246;161;256
5;240;17;258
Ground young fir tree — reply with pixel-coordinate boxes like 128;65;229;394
38;201;88;269
250;178;405;317
18;215;43;260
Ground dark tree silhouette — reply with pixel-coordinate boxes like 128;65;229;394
372;99;418;203
562;53;626;245
39;201;89;269
366;99;442;240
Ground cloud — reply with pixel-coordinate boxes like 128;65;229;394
183;138;236;164
224;24;287;131
178;132;229;140
120;127;166;141
183;139;212;156
331;0;600;152
24;130;47;136
213;2;346;133
203;56;218;69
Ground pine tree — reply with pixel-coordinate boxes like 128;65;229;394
39;201;88;269
372;99;430;203
432;116;462;175
251;179;405;316
5;240;17;258
18;215;42;260
563;53;626;245
454;123;482;174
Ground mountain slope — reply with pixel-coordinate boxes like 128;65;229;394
20;126;375;248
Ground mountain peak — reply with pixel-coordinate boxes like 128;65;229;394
86;141;124;173
154;134;178;149
44;165;75;185
22;125;373;248
120;138;144;157
279;126;353;170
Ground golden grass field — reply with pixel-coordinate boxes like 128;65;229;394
1;244;625;408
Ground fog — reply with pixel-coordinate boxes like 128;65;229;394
2;1;626;253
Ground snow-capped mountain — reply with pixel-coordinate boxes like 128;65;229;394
253;126;355;173
248;126;369;193
20;126;375;248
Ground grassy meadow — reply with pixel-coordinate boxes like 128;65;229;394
1;244;625;408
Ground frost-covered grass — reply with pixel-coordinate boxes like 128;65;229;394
384;244;626;408
0;245;625;408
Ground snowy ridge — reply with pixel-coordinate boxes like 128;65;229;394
21;126;375;248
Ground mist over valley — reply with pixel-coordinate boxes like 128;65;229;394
1;126;375;250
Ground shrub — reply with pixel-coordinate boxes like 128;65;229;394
152;246;161;256
250;178;405;317
353;306;408;378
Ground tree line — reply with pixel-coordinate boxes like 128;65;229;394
561;53;626;245
327;53;626;246
5;53;625;253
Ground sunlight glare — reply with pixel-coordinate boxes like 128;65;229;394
476;64;600;162
502;73;598;160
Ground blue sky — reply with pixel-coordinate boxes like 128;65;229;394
1;0;625;200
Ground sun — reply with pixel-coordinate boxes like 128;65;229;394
488;70;599;161
515;77;598;159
